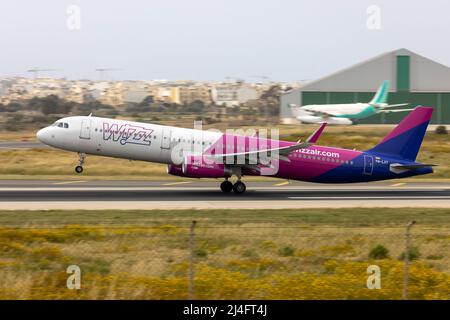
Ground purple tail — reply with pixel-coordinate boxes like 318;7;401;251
368;106;433;161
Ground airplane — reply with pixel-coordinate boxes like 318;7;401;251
36;106;435;194
290;80;411;125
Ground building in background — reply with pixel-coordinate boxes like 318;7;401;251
179;85;210;105
121;81;152;104
211;81;258;107
280;48;450;124
156;86;180;104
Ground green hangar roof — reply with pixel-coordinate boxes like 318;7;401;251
281;48;450;124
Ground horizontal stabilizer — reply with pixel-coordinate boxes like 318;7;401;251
391;163;436;170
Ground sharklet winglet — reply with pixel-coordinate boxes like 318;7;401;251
305;122;327;144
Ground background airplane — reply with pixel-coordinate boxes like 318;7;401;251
37;107;435;194
290;80;411;125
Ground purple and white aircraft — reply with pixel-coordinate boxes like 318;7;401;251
36;106;435;194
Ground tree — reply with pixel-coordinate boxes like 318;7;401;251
40;95;61;115
140;95;154;106
186;100;205;113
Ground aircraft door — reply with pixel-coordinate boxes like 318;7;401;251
161;128;171;149
80;119;91;139
363;155;374;175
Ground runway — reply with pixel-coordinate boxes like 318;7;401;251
1;180;450;209
0;141;47;149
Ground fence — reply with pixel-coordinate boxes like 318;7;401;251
0;220;449;299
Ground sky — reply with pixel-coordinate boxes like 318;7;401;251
0;0;449;81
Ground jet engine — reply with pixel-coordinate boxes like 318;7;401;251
167;156;232;178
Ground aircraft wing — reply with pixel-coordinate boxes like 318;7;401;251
300;107;341;117
204;123;327;164
378;108;414;113
205;141;311;164
382;103;409;108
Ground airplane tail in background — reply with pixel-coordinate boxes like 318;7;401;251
369;80;389;105
367;106;433;161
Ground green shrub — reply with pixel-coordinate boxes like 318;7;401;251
368;245;390;259
241;249;259;258
426;254;443;260
195;249;208;258
398;246;421;261
435;125;448;135
278;245;295;257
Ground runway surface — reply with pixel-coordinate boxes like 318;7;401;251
0;141;47;149
1;179;450;209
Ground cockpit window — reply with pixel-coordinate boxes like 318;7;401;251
64;123;69;128
57;123;64;128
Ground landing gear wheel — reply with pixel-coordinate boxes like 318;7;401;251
220;180;233;193
233;181;246;194
75;165;83;174
75;152;86;174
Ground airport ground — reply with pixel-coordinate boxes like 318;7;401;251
0;208;449;299
0;123;449;179
0;127;449;299
1;180;450;209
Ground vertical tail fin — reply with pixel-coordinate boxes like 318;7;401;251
368;106;433;161
369;80;389;104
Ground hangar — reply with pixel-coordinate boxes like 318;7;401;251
280;48;450;124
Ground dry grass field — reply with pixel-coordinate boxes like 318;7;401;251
0;208;449;299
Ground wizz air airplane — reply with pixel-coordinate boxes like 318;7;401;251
291;80;411;125
36;106;435;194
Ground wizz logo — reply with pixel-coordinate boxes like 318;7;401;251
103;122;153;146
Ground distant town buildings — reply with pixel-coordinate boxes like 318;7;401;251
0;77;300;107
211;81;259;107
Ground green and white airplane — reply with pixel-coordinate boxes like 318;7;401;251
291;80;411;125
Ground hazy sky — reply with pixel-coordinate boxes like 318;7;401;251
1;0;449;81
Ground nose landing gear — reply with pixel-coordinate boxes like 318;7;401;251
75;152;86;174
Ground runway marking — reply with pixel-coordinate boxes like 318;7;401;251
2;200;450;210
0;186;448;192
162;181;192;186
288;196;450;200
0;147;31;149
391;183;406;187
274;181;289;186
52;180;86;185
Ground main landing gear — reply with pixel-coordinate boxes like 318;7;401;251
75;152;85;174
220;178;246;194
220;180;233;193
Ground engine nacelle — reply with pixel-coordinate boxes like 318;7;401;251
167;164;186;177
181;155;232;178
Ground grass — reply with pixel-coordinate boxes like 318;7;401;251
0;208;449;299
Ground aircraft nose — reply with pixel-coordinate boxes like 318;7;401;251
36;127;50;144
